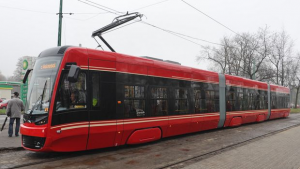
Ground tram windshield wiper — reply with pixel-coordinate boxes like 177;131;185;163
92;12;143;52
29;80;48;116
39;80;48;110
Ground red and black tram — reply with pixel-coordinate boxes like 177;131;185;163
20;46;290;152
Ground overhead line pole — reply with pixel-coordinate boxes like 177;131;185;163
57;0;63;46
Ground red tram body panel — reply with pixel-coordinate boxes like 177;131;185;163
20;47;290;152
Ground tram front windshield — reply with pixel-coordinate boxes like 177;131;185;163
25;57;61;115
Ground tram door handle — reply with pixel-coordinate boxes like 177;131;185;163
56;130;62;134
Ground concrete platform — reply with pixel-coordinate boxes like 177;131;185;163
185;123;300;169
0;115;23;150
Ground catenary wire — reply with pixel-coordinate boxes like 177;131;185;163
141;21;224;46
129;0;171;12
78;0;121;15
180;0;262;50
181;0;242;37
64;12;109;21
80;0;205;46
0;5;107;15
85;0;125;14
180;0;281;63
0;5;54;14
102;19;143;35
78;0;224;47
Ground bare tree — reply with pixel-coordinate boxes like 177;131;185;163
12;57;24;82
198;28;271;80
6;76;17;81
269;30;294;86
0;71;6;81
198;37;232;74
284;53;300;106
197;27;297;86
255;62;275;81
254;27;274;81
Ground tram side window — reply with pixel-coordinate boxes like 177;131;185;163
174;88;188;115
124;86;145;118
236;87;243;111
194;89;201;114
200;83;215;113
279;95;283;109
281;93;288;109
248;89;256;110
276;93;280;108
276;93;286;109
91;73;100;109
90;72;117;120
205;90;215;113
283;95;286;108
271;92;277;109
226;86;236;111
260;90;268;110
150;87;168;116
213;84;220;112
253;89;260;110
259;91;264;109
55;72;87;111
264;91;269;109
243;88;249;110
285;94;290;108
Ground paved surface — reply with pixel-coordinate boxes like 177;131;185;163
184;124;300;169
0;115;23;150
0;114;300;169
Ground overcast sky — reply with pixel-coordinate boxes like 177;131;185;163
0;0;299;78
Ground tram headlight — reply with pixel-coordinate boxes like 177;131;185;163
35;116;48;125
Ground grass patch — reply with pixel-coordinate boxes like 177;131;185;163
0;109;6;115
290;108;300;113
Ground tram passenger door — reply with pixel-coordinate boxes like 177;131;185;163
167;88;193;137
112;82;123;146
50;72;89;152
87;61;118;150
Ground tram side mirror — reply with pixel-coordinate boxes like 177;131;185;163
23;69;33;84
67;65;81;83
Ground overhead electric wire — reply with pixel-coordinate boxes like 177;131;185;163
141;21;224;47
64;12;110;21
78;0;224;47
141;21;204;46
129;0;171;12
103;19;143;35
181;0;242;37
0;4;107;22
0;5;54;14
78;0;121;14
85;0;124;14
66;12;108;14
181;0;262;51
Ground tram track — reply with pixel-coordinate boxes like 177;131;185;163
0;150;75;169
159;122;300;169
0;147;123;169
0;142;132;169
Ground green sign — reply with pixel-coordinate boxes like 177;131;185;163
20;82;28;104
23;60;28;70
21;59;29;103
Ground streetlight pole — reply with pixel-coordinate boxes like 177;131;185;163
57;0;63;46
294;80;300;108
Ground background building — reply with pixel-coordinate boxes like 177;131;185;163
0;81;21;99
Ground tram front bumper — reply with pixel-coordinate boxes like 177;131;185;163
20;124;48;151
